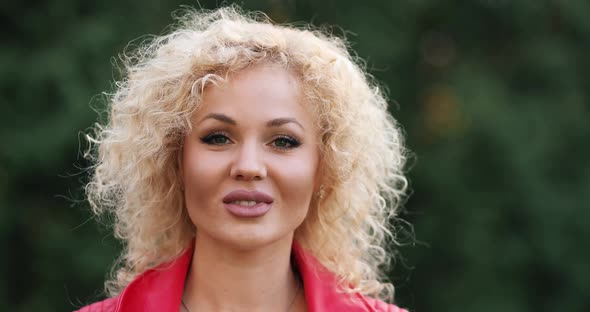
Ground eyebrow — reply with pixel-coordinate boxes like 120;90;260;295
199;113;237;125
199;113;304;130
267;117;304;130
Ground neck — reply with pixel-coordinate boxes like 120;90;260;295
183;233;299;312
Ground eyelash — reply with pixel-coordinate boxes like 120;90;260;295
199;131;232;145
199;132;301;150
272;135;301;150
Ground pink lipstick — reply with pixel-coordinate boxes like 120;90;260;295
222;190;274;217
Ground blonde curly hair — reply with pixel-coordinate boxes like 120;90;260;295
85;5;408;302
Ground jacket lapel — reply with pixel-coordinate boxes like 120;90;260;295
292;241;374;312
115;241;379;312
116;244;193;312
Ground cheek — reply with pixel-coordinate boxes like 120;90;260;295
273;154;319;210
182;148;230;227
183;149;227;195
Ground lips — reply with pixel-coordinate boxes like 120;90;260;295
222;190;274;205
222;190;274;218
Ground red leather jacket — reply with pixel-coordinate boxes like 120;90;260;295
75;241;407;312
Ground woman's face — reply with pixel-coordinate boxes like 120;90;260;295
182;64;320;250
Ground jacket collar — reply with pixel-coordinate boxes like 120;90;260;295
115;240;381;312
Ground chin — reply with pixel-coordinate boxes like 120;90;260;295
201;225;295;251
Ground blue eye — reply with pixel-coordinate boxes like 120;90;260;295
272;136;301;150
200;132;231;145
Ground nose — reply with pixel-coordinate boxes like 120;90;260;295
230;141;267;181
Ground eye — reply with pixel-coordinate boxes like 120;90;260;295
271;135;301;150
200;132;232;145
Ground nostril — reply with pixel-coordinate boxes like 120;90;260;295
233;173;264;181
230;161;267;180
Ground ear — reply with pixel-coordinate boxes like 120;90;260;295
313;156;331;201
312;152;323;194
177;140;185;190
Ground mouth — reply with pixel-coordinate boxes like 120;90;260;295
222;190;274;205
222;190;274;217
228;200;261;207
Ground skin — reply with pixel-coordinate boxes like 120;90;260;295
181;64;319;311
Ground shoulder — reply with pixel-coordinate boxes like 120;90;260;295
73;296;119;312
358;295;409;312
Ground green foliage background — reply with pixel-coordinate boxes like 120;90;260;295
1;0;589;311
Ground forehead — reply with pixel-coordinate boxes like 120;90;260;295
195;64;314;124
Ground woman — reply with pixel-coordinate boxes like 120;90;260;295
77;5;408;312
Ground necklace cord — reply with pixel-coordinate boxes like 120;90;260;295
181;279;301;312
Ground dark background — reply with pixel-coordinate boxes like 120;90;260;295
1;0;589;311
